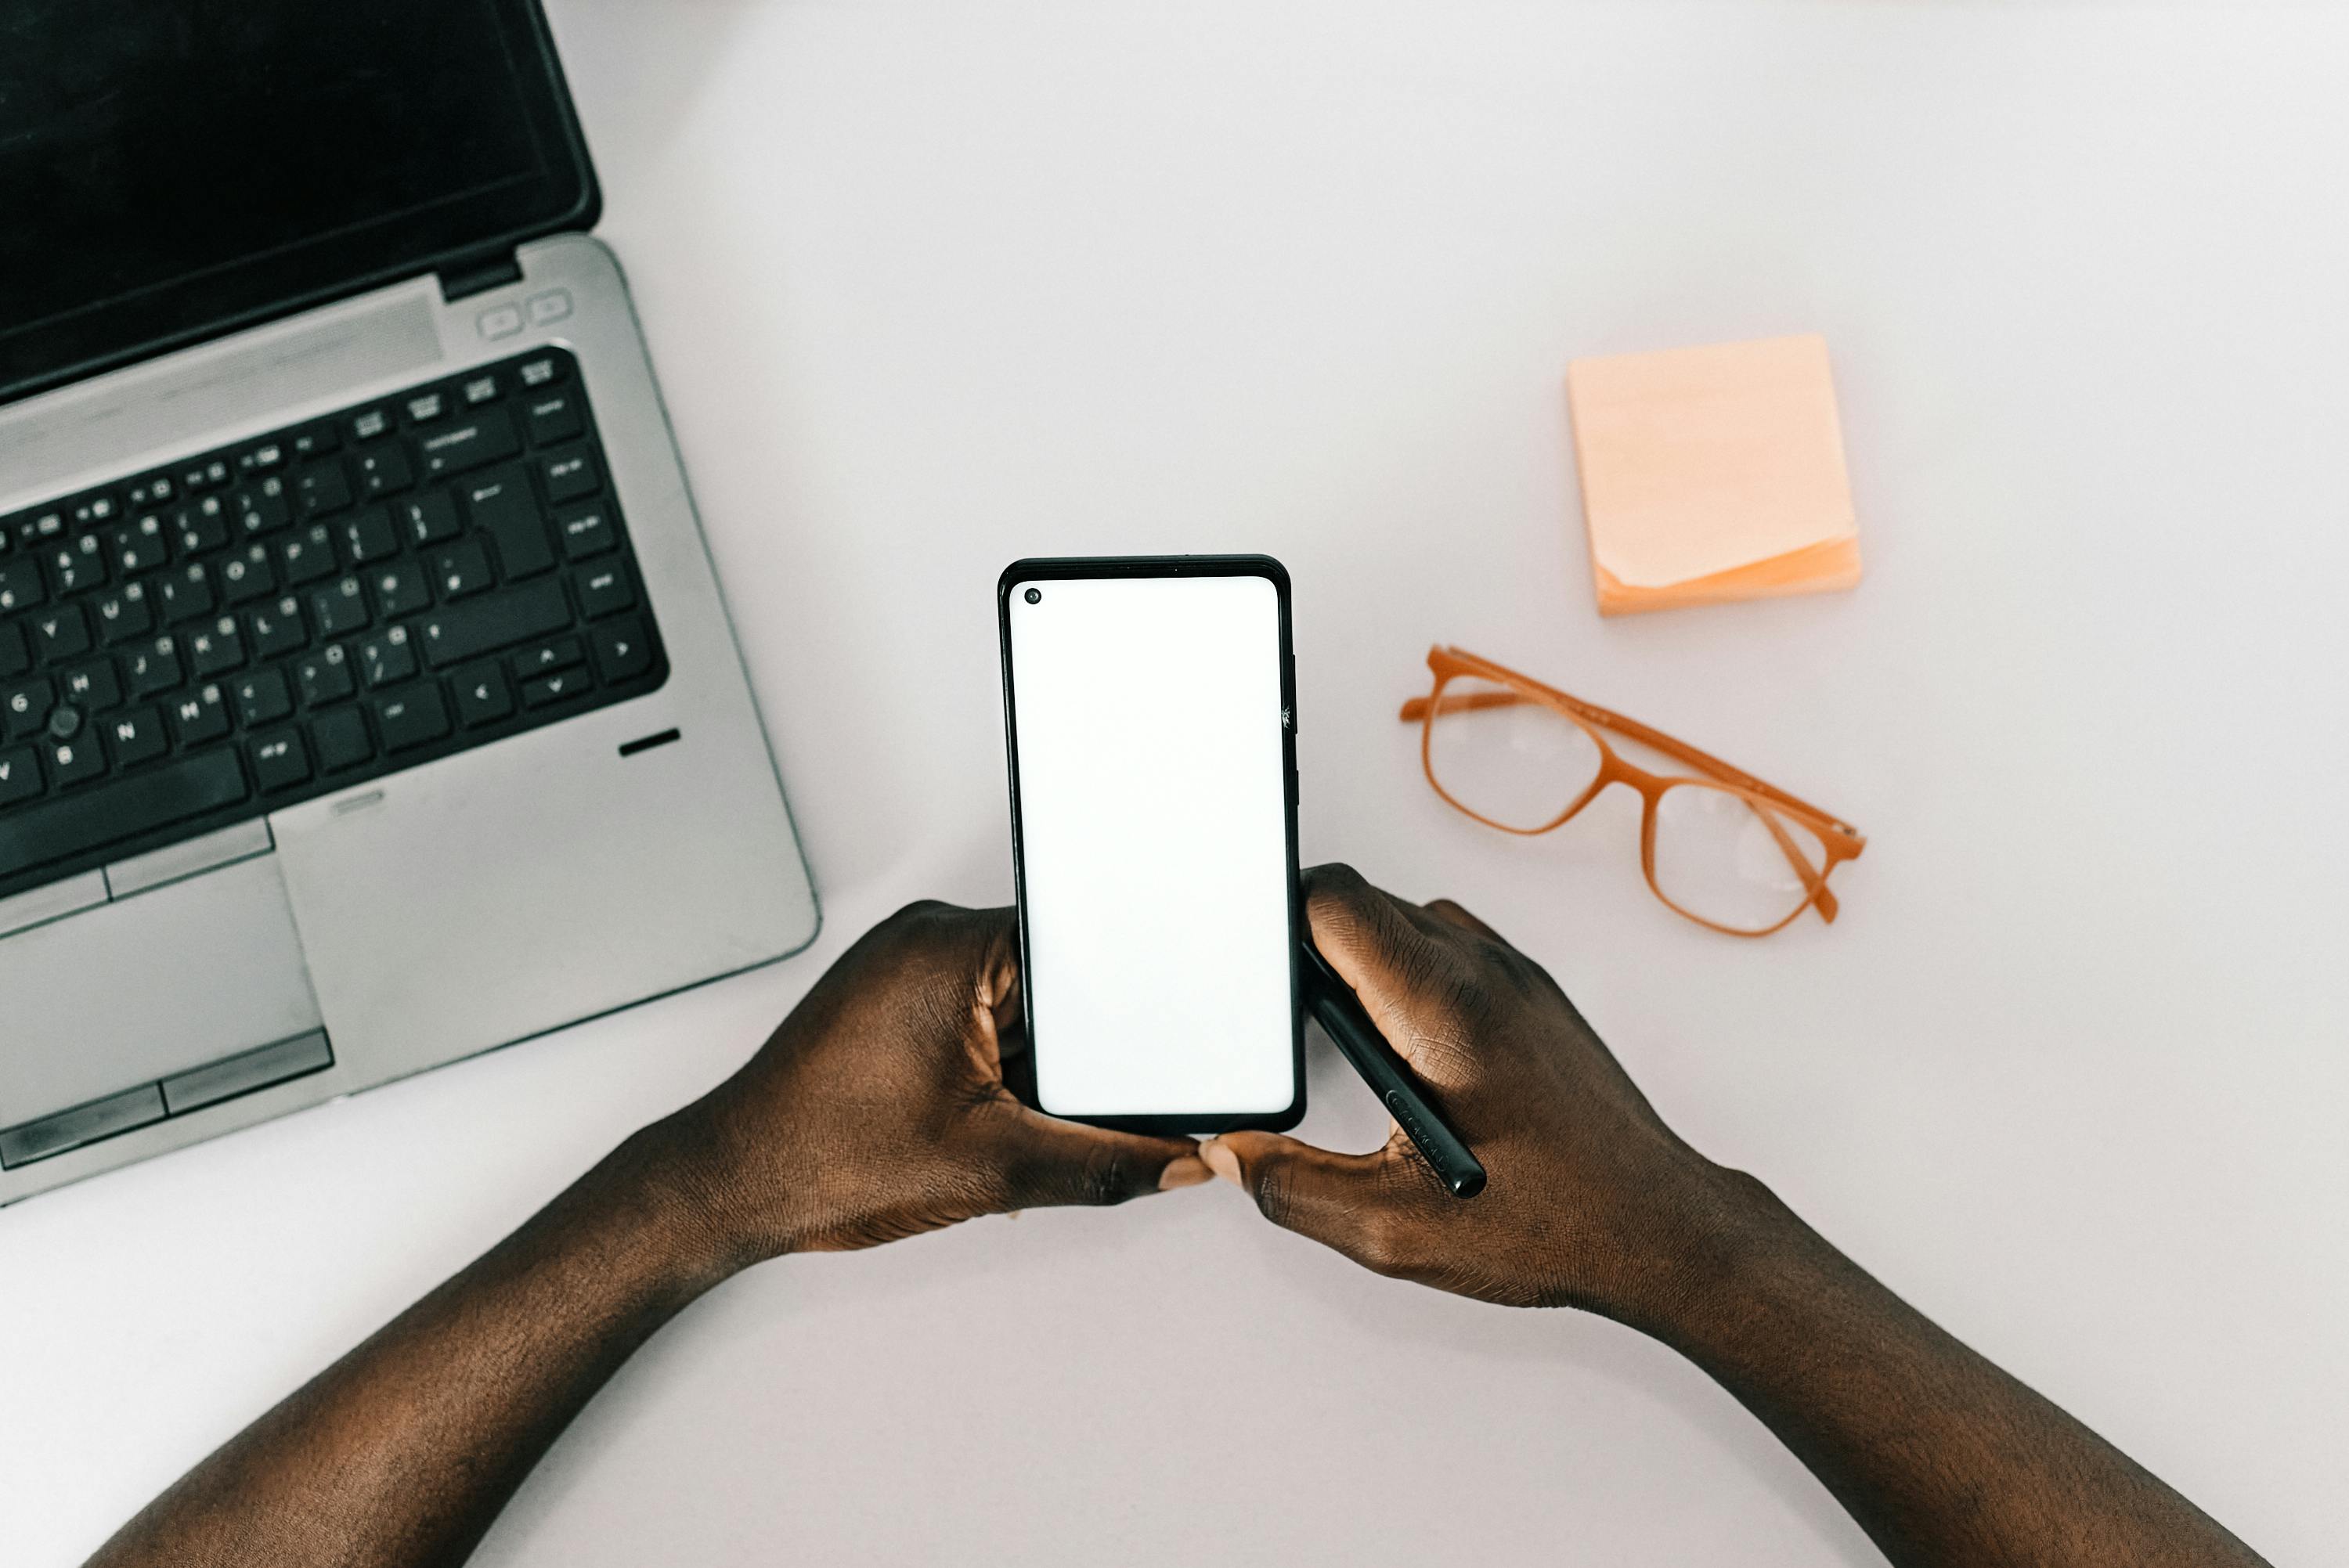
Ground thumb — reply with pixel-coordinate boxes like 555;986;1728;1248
989;1105;1211;1210
1203;1131;1420;1277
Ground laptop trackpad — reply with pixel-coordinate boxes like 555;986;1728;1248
0;856;321;1129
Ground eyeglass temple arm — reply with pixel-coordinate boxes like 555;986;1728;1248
1399;688;1860;852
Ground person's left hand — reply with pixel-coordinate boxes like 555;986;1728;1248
652;901;1211;1267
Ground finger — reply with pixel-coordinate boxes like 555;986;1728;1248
1300;863;1445;1000
1203;1131;1424;1276
987;1106;1210;1209
1300;864;1472;1075
1422;897;1510;947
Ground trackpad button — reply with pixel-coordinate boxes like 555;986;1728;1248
0;856;322;1128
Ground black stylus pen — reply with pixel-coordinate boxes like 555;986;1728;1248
1299;942;1487;1199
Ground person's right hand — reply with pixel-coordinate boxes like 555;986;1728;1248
1203;864;1755;1322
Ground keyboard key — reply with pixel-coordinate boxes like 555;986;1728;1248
297;645;355;707
48;538;105;595
2;678;51;738
220;542;277;604
60;661;121;712
251;732;311;791
0;748;247;881
167;685;232;746
289;420;340;460
417;408;520;480
519;355;566;388
233;669;293;726
0;558;45;612
312;706;373;773
237;442;286;475
397;490;463;546
555;505;615;561
461;373;500;406
124;639;182;698
511;636;583;679
462;467;553;579
359;628;417;689
521;669;591;708
0;624;26;678
453;662;514;727
189;618;247;678
353;443;413;499
94;586;153;644
106;708;168;769
32;604;90;662
182;456;233;492
157;564;215;624
68;493;119;529
348;407;393;443
405;391;447;426
374;684;450;752
110;516;171;575
539;446;601;503
9;510;64;550
44;732;106;788
370;561;431;618
313;576;371;636
126;473;178;508
574;564;634;619
432;540;493;600
249;597;308;659
523;391;583;445
0;744;39;806
233;478;292;535
419;580;568;668
338;506;399;566
280;523;337;586
590;618;654;683
173;496;231;555
296;460;353;517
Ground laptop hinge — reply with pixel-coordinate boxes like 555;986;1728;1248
438;250;525;304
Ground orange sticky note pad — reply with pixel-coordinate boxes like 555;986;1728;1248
1566;333;1862;617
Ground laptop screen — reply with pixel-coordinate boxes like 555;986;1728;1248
0;0;597;407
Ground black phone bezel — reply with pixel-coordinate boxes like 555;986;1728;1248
996;554;1306;1136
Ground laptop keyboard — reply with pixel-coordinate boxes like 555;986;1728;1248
0;348;668;904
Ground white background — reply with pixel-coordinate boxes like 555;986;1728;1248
1008;574;1297;1117
5;3;2345;1563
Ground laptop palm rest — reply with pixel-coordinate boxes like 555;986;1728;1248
0;855;323;1132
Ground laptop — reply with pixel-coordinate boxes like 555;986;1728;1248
0;2;821;1205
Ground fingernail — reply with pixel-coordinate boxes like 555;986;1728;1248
1158;1156;1213;1191
1200;1140;1243;1187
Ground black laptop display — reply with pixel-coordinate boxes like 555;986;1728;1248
0;0;598;406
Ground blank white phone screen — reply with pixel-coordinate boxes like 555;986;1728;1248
1007;573;1295;1118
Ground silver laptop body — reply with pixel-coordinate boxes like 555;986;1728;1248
0;227;818;1199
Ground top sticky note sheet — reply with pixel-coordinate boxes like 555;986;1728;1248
1565;333;1862;617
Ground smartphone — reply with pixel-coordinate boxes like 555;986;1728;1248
998;556;1304;1134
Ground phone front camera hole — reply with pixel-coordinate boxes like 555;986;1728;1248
1024;588;1042;604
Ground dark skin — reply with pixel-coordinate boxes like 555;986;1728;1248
1205;866;2271;1568
89;873;2269;1568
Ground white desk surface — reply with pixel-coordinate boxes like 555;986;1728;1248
7;4;2344;1563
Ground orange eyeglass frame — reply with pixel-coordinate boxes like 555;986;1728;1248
1402;647;1867;937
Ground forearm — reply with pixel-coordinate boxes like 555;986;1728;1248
89;1121;736;1568
1637;1172;2268;1568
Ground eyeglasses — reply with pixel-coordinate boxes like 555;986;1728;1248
1402;647;1866;936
